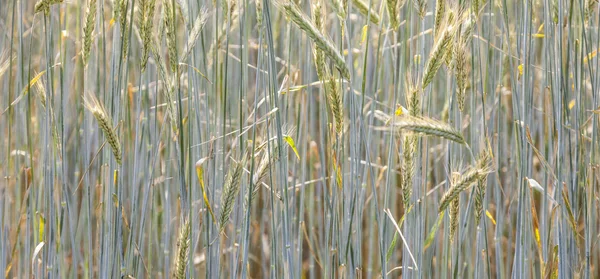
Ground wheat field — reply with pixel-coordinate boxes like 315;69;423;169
0;0;599;278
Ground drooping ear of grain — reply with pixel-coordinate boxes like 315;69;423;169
83;94;122;165
82;0;97;65
180;9;209;63
422;26;454;89
352;0;380;25
380;113;466;144
439;156;492;212
275;0;350;79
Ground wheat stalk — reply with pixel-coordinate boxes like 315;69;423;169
276;0;350;79
83;94;122;165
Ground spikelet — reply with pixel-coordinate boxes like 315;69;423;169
438;158;492;212
139;0;157;72
312;0;327;79
352;0;380;25
460;14;475;44
34;0;63;15
422;25;454;89
180;8;209;62
433;0;445;37
454;41;469;111
173;220;190;279
473;0;481;16
474;147;492;222
276;0;350;79
219;155;246;232
82;0;97;66
585;0;598;23
443;10;456;68
413;0;427;19
117;0;131;64
83;94;122;165
552;0;559;24
386;0;399;29
256;0;263;28
244;145;279;211
113;0;121;20
176;0;191;27
381;114;466;144
439;168;479;212
328;76;344;136
164;0;178;74
449;172;460;242
207;7;240;68
34;79;62;158
401;135;415;206
310;1;342;135
401;83;420;206
331;0;347;26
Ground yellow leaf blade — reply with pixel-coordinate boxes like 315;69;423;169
486;210;496;225
196;159;217;225
283;135;300;160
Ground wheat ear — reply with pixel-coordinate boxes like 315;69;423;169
422;26;454;89
82;0;97;65
219;154;246;232
276;0;350;79
352;0;380;25
173;220;190;279
449;172;460;242
83;94;122;165
385;115;466;144
439;158;492;212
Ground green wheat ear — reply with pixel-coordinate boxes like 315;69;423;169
83;94;122;165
